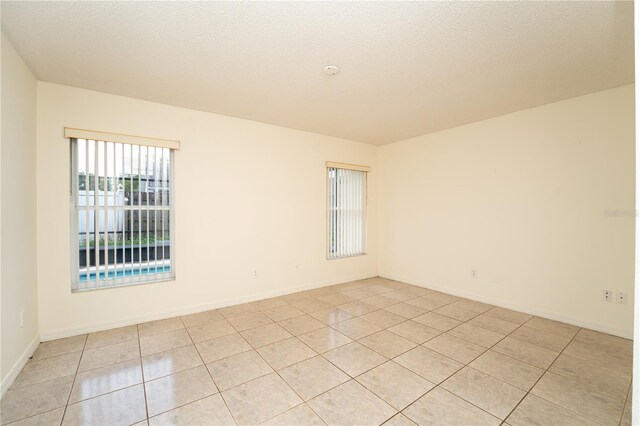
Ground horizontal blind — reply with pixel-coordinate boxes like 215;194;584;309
328;166;367;259
71;138;174;291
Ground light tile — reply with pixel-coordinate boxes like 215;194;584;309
383;289;421;302
180;309;224;328
361;295;398;309
433;305;479;322
149;394;235;426
0;375;73;424
8;408;65;426
404;296;446;311
292;299;332;314
507;394;599;426
85;325;138;349
573;328;633;358
531;372;625;425
70;358;143;403
207;350;273;390
357;361;434;410
186;319;236;343
510;325;572;352
257;337;317;370
12;352;81;388
32;335;87;361
79;339;140;373
524;317;579;339
309;307;354;325
261;403;324;426
279;355;350;400
222;373;302;425
227;312;273;332
331;317;382;340
261;305;305;322
549;352;631;399
442;367;525;419
145;365;218;417
358;330;417;358
298;326;352;353
493;337;558;369
449;299;494;313
138;317;184;338
63;384;147;426
383;413;418;426
142;345;203;381
388;320;440;344
336;300;378;316
394;346;463;384
308;380;396;426
447;323;503;348
562;340;632;376
360;310;406;328
140;328;192;356
467;314;519;335
384;303;428;319
423;333;486;364
278;315;325;335
484;307;532;325
218;302;258;319
323;342;386;377
413;312;461;332
251;297;289;311
241;323;293;348
340;289;377;300
317;293;356;306
195;332;252;363
404;387;500;426
470;350;544;391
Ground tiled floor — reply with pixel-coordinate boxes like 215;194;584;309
1;277;634;425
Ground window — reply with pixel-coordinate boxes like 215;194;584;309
67;128;178;291
327;162;370;259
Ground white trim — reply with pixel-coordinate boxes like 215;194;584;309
325;161;371;173
39;272;377;341
64;128;180;150
1;334;40;398
380;272;634;340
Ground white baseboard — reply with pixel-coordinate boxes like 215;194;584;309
1;333;40;398
40;272;377;341
380;272;633;340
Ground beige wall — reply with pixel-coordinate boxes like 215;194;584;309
1;34;39;391
36;82;378;339
378;85;635;338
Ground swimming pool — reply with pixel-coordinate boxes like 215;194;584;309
79;265;171;282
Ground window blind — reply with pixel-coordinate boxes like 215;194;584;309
70;136;175;292
327;163;368;259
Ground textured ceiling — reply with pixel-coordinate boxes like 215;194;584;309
1;1;634;145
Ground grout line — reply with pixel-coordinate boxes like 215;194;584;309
59;333;88;425
135;324;150;423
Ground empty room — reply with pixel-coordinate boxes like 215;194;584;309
0;1;637;425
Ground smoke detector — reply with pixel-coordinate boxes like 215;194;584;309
323;65;340;76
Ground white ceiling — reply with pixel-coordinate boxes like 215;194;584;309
1;1;634;145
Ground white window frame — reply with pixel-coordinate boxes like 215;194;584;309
67;128;179;292
326;161;370;260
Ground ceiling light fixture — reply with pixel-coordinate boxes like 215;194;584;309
323;65;340;76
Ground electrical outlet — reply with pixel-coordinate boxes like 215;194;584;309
253;270;258;278
602;289;612;302
471;269;477;278
20;311;24;328
616;292;628;304
295;264;300;273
